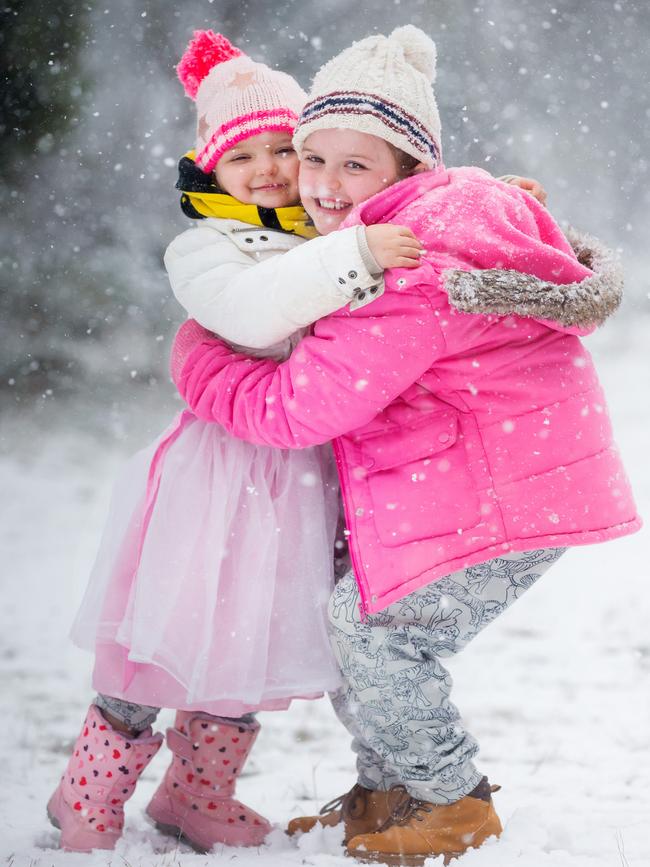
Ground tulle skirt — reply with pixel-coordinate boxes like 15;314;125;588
71;411;342;715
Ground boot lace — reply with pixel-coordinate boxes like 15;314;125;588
376;779;502;833
319;783;368;820
376;785;433;833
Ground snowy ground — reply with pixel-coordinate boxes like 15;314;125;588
1;324;648;867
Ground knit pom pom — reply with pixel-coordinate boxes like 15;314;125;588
390;25;437;82
177;30;243;99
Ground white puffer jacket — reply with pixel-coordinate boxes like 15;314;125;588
165;218;384;358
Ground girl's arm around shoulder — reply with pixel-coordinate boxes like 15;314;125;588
170;270;445;449
164;223;384;350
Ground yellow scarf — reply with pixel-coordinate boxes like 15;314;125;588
177;151;318;240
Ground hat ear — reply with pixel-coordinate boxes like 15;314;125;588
390;25;437;82
177;30;243;100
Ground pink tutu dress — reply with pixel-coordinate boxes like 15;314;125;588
71;409;342;716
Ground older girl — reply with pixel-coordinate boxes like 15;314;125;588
171;26;639;865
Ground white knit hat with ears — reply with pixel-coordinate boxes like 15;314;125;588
293;25;441;169
177;30;307;175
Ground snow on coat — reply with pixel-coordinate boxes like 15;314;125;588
171;166;641;614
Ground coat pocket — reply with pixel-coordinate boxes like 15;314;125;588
360;411;480;547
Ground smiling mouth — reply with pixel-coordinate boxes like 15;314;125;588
314;197;351;211
252;183;288;191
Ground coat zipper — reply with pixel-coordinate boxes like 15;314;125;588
332;437;370;617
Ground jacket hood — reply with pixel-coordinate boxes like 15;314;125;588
345;166;623;335
443;227;623;333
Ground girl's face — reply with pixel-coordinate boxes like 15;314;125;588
299;129;401;235
214;131;300;208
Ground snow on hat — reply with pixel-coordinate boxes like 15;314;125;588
293;25;441;169
177;30;307;174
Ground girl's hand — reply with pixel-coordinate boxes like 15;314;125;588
366;224;424;270
505;175;548;206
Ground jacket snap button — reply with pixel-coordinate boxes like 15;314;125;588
364;457;375;469
348;270;357;279
438;432;451;444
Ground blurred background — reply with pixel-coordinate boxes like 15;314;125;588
1;7;648;861
1;0;648;430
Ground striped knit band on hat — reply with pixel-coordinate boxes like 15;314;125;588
294;25;442;169
196;104;300;175
177;30;307;175
298;90;440;166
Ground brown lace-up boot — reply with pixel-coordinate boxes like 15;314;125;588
287;783;405;844
345;777;502;865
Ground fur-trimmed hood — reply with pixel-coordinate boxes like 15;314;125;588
443;227;623;331
346;166;623;335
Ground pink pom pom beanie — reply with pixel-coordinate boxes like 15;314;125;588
177;30;307;174
293;25;442;169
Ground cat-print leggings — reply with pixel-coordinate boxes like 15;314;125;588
327;548;566;804
92;693;254;733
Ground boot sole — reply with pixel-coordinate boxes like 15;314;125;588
345;849;463;866
148;815;209;854
47;806;61;831
145;803;210;854
146;803;268;851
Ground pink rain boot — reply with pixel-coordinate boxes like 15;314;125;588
47;703;163;852
146;711;271;850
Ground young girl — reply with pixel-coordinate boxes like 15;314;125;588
170;26;640;865
47;28;549;855
47;31;424;854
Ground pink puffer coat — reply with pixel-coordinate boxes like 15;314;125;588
171;166;640;613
